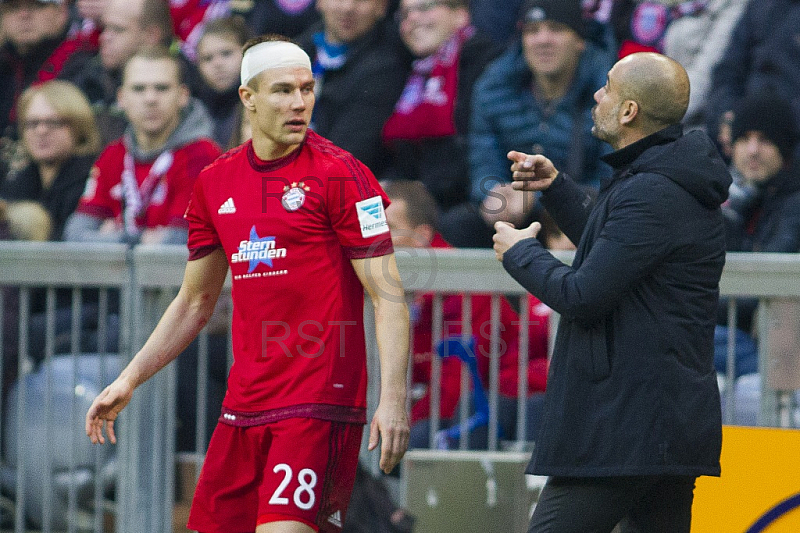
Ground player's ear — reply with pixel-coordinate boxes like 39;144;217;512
239;85;256;111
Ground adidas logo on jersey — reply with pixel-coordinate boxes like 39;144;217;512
327;510;342;528
218;197;236;214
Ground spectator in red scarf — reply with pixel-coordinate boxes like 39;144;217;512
381;0;500;214
0;0;95;141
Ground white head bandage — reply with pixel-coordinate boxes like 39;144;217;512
240;41;312;86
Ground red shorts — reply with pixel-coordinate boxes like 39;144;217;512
187;417;363;532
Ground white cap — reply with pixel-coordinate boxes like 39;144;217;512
240;41;312;86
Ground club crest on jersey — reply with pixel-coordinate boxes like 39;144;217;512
281;181;310;211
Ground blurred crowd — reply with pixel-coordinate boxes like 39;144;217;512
1;0;799;448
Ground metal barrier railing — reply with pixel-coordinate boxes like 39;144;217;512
0;242;798;532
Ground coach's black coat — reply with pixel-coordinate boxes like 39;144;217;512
502;124;731;477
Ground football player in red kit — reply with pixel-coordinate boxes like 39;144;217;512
86;35;410;533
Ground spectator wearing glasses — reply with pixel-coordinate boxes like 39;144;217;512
0;80;105;405
1;80;101;241
381;0;500;219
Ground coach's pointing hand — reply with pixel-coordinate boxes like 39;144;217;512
507;151;559;192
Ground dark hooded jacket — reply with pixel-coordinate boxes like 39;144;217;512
718;166;800;332
502;124;731;477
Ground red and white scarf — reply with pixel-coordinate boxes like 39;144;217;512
121;150;174;237
383;25;475;142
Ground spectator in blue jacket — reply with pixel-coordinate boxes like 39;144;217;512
440;0;613;248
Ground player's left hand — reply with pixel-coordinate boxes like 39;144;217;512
493;221;541;261
368;398;410;474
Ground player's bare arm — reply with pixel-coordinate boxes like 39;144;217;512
85;248;229;444
351;253;411;474
507;150;559;192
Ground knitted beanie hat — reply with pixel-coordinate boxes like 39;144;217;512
731;91;799;161
519;0;586;39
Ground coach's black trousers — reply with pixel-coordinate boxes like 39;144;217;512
527;475;697;533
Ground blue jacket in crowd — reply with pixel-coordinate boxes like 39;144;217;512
502;125;731;477
469;40;614;204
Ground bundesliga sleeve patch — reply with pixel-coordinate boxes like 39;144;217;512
355;196;390;238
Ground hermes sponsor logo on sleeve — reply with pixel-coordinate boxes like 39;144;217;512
355;196;389;238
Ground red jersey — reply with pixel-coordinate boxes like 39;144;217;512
76;139;221;229
184;132;394;425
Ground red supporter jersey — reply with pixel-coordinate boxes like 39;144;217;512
184;132;394;425
76;139;221;228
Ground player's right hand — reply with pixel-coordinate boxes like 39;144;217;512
507;151;559;192
85;378;134;445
